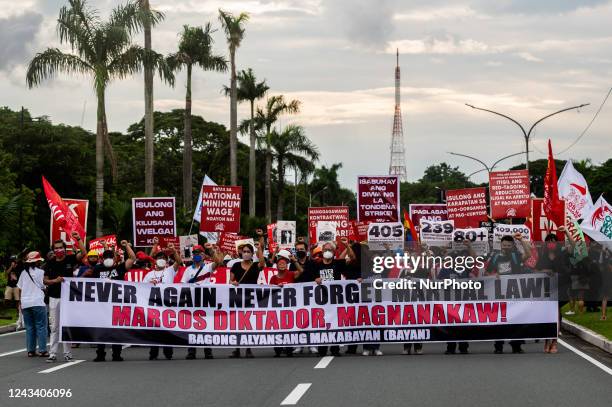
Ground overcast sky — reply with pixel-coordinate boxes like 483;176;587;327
1;0;611;189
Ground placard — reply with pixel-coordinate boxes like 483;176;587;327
179;235;199;262
452;227;489;255
419;219;455;247
357;175;400;223
367;222;404;251
276;221;296;250
493;224;531;250
88;235;117;256
308;207;349;243
408;204;448;232
132;197;176;247
316;221;338;243
200;185;242;234
446;187;488;228
489;170;530;219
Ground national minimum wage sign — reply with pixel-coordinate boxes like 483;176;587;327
59;275;558;347
200;185;242;234
489;170;530;219
357;175;400;223
132;197;176;247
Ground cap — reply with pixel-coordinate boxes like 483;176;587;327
276;249;292;261
192;244;205;253
24;251;44;263
102;249;114;259
311;246;322;256
87;250;99;257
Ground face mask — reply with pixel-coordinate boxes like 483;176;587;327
296;250;307;259
323;250;334;260
54;249;65;257
242;252;253;261
103;258;114;268
546;243;556;251
156;259;167;268
192;254;203;263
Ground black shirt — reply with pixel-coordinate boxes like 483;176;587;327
6;264;23;288
44;255;79;298
486;251;523;275
93;262;127;280
307;259;348;282
230;261;261;285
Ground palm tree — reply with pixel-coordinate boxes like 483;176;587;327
269;125;319;220
218;9;249;186
168;24;227;211
225;68;268;217
133;1;164;196
26;0;173;236
253;95;301;222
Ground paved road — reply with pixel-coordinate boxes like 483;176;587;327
0;330;610;407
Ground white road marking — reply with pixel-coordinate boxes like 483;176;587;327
314;355;334;369
280;383;312;405
38;359;85;374
558;339;612;376
0;348;26;357
0;329;24;337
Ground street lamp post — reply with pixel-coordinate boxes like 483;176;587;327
448;151;527;177
465;103;589;173
309;186;328;207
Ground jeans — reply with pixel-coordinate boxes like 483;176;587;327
22;306;47;353
48;297;71;357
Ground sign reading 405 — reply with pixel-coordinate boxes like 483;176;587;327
367;222;404;251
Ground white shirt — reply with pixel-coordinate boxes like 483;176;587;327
17;267;46;309
181;262;214;284
143;266;176;284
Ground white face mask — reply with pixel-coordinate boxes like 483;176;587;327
103;258;114;268
156;259;167;268
323;250;334;260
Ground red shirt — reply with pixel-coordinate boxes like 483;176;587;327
269;271;295;286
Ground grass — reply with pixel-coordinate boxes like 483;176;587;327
0;306;17;326
561;303;612;341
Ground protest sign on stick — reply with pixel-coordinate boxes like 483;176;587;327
489;170;530;219
419;219;454;247
308;206;349;243
446;187;488;228
200;185;241;234
357;175;400;223
132;197;176;247
409;204;448;232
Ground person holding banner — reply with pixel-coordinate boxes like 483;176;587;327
270;249;304;357
145;243;182;360
229;230;266;358
309;238;356;357
486;233;531;354
181;243;222;360
18;252;48;358
92;240;136;362
43;231;85;363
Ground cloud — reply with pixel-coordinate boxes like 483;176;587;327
516;52;542;62
470;0;612;15
394;5;480;21
0;12;43;71
387;34;490;55
323;0;394;48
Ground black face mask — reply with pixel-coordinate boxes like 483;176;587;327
296;250;307;259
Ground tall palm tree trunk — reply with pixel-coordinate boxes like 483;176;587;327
144;0;154;196
229;49;237;185
95;87;106;237
276;158;285;220
248;100;256;217
183;65;193;210
265;137;272;223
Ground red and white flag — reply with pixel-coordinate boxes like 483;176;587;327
557;160;593;220
543;140;565;228
42;176;86;241
580;195;612;241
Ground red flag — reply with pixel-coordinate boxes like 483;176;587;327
543;140;565;227
42;176;86;240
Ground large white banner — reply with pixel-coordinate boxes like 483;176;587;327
60;276;558;347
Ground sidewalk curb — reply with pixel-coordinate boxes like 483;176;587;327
0;323;18;334
561;318;612;354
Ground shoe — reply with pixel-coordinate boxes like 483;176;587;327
229;350;241;358
309;347;318;353
494;349;503;354
93;356;105;362
64;355;74;362
374;350;383;356
27;352;36;358
186;353;196;360
46;355;57;363
512;348;524;354
245;349;254;358
149;355;158;360
459;350;469;355
402;349;410;355
293;347;303;354
362;350;371;356
112;356;124;361
38;352;49;358
549;341;558;354
414;348;423;355
165;355;173;360
564;310;575;315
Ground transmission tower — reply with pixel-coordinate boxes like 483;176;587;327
389;49;407;182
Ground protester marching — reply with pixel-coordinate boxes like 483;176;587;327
0;138;609;365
